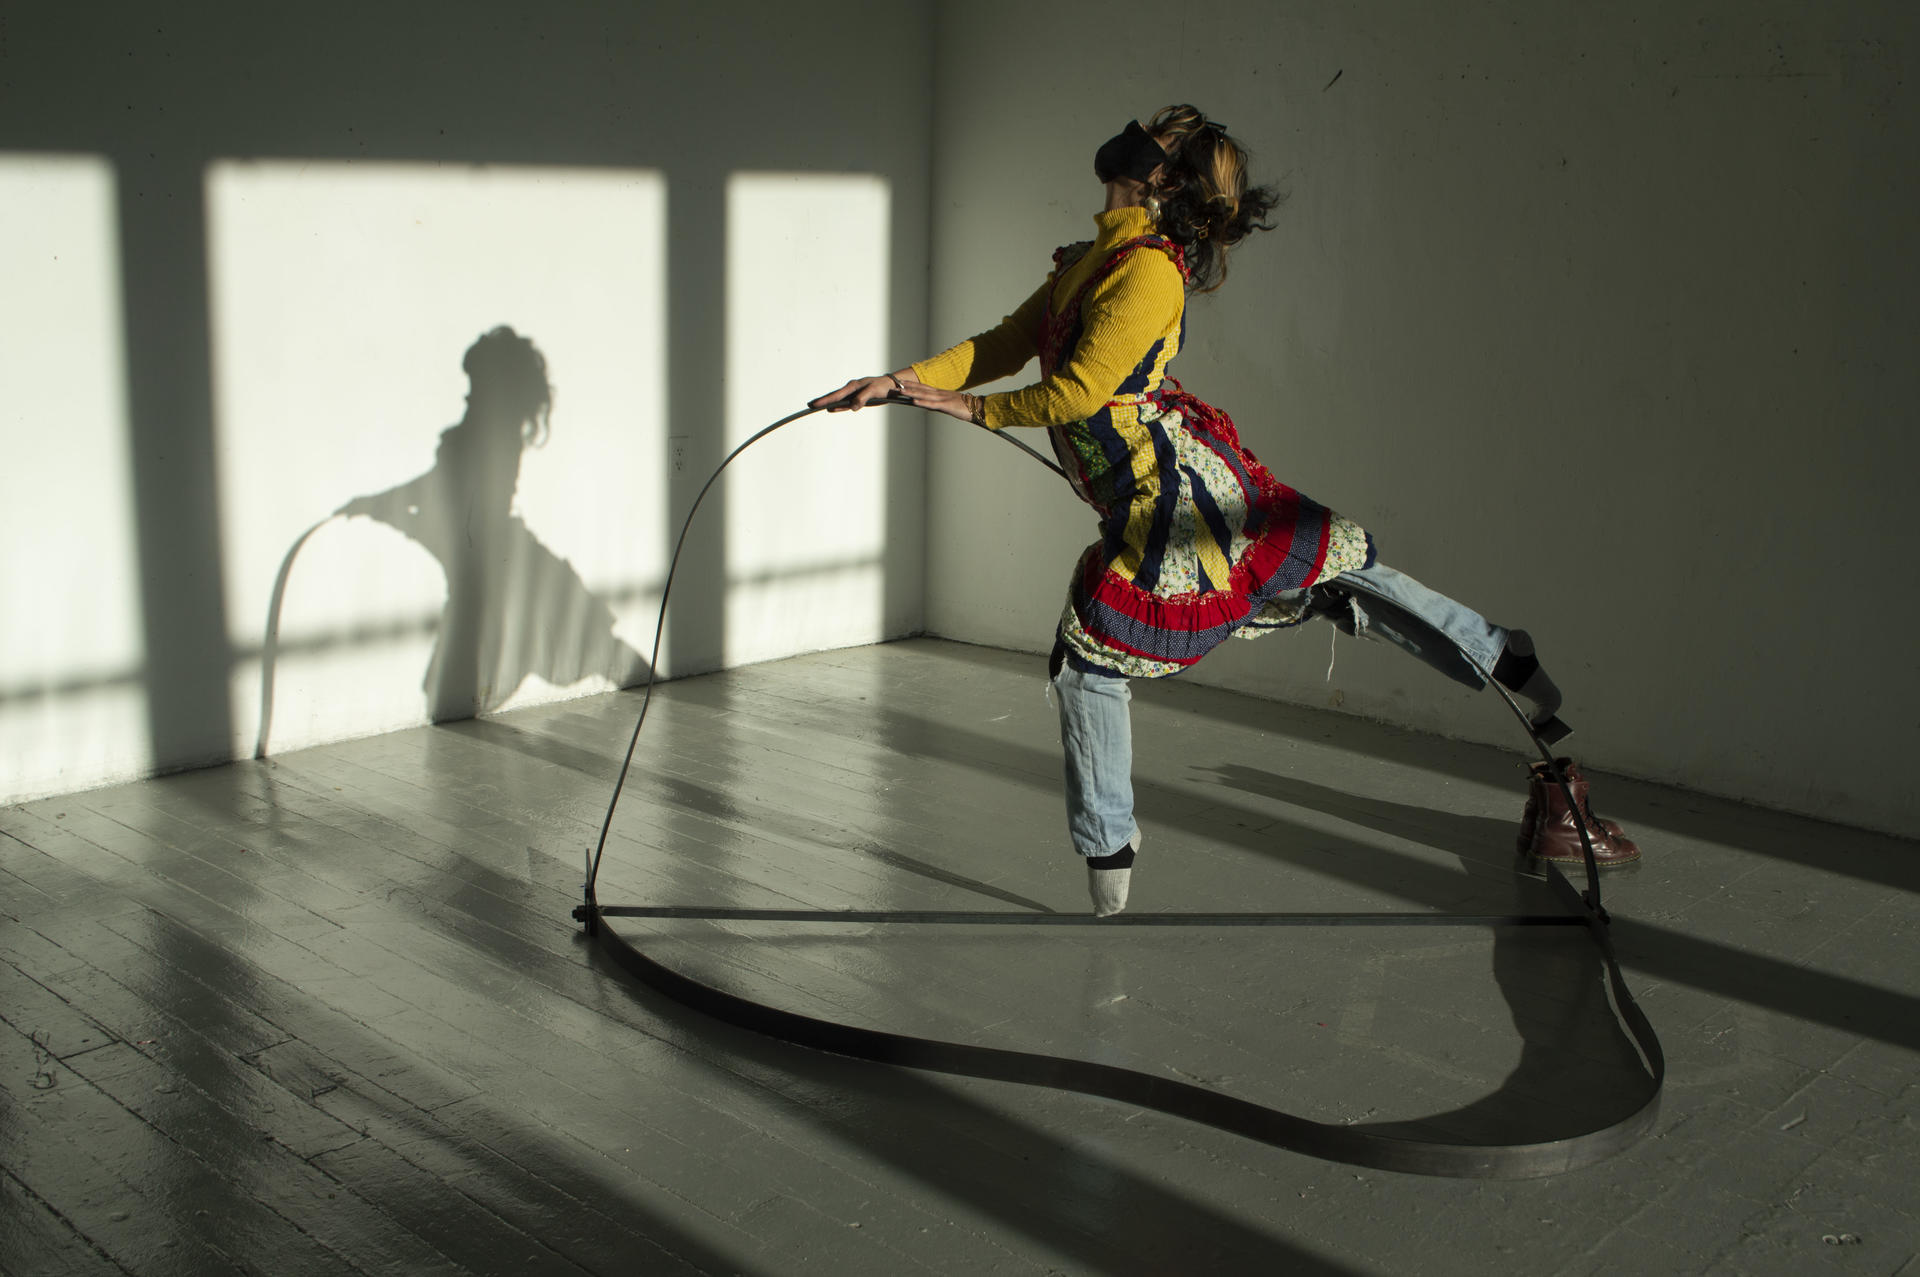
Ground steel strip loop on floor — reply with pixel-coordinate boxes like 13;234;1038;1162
580;859;1664;1179
573;401;1666;1179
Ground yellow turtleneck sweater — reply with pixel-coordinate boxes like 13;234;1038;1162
910;205;1185;431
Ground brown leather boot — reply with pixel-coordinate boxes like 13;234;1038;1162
1517;758;1641;870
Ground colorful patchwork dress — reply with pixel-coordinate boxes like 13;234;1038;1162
913;205;1373;679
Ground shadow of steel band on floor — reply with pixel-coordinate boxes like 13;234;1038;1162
582;860;1664;1180
572;661;1665;1176
569;399;1661;1177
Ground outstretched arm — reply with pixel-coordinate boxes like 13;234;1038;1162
909;277;1051;393
810;275;1052;415
810;248;1183;429
969;250;1183;429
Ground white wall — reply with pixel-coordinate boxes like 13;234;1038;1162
924;1;1919;834
0;157;146;796
0;1;934;799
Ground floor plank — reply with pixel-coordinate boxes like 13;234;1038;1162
0;1165;129;1277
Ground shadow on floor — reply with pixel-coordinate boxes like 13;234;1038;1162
579;929;1363;1274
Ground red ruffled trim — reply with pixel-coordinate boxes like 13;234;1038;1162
1080;552;1253;631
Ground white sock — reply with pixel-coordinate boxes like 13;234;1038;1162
1085;835;1138;917
1088;865;1131;917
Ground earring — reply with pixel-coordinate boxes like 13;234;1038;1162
1144;195;1162;221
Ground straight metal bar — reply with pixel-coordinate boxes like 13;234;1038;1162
594;905;1589;927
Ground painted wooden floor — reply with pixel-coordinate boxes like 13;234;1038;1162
3;638;1916;1275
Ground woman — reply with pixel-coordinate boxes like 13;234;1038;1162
813;105;1636;915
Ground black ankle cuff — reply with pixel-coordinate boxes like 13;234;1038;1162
1087;843;1136;871
1493;647;1539;689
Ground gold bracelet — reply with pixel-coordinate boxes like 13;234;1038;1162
885;373;905;393
968;394;987;426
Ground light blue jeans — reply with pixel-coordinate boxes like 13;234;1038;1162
1051;561;1510;858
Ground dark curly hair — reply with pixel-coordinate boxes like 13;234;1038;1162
1144;105;1281;294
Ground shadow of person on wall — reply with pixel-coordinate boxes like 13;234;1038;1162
335;325;649;722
